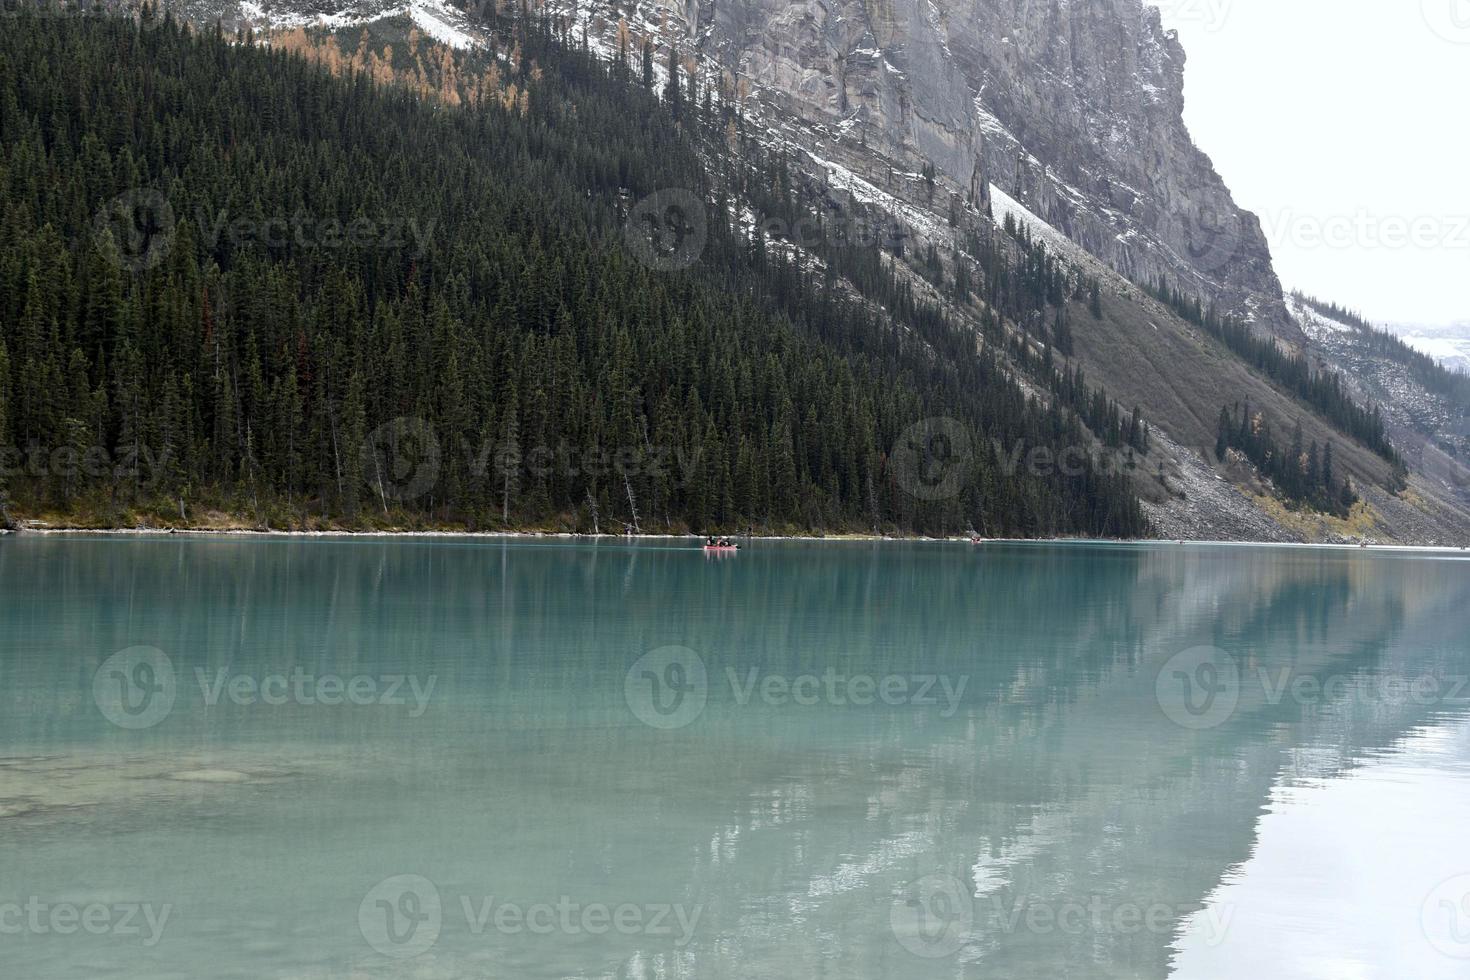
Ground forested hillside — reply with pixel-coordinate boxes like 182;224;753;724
1146;280;1402;471
0;9;1151;535
1293;292;1470;411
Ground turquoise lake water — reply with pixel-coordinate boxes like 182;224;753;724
2;535;1470;978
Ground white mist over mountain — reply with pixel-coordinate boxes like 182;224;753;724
1152;0;1470;328
1391;323;1470;375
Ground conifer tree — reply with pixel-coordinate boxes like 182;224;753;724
665;46;682;119
0;12;1153;538
0;340;10;451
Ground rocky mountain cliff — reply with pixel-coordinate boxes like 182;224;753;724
65;0;1470;542
196;0;1293;340
670;0;1297;340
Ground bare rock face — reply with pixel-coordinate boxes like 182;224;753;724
678;0;1297;340
185;0;1297;340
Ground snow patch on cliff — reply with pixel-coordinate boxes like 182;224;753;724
408;0;477;48
1287;294;1358;341
240;0;381;30
237;0;478;45
802;151;948;243
989;183;1116;284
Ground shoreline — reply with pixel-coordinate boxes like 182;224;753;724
0;524;1021;543
4;524;1468;553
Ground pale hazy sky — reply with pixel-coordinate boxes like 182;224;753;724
1149;0;1469;327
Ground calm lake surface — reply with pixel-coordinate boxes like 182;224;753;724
3;535;1470;979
